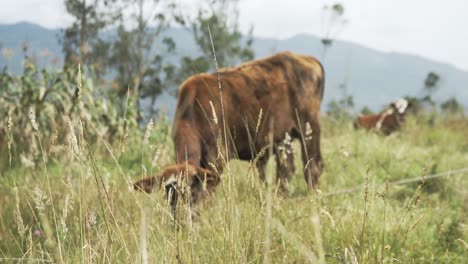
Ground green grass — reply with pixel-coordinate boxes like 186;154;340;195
0;114;467;263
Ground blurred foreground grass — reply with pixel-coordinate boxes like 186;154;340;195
0;113;467;263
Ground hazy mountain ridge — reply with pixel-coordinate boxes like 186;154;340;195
1;22;467;115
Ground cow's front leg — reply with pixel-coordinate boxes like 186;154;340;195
299;115;323;190
275;140;296;194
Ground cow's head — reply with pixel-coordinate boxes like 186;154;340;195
134;164;218;209
390;98;410;115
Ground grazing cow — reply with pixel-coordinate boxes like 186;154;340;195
134;51;325;207
354;98;410;135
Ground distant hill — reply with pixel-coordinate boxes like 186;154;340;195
0;22;64;71
1;22;467;116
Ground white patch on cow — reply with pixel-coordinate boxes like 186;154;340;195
279;132;293;160
376;109;394;129
394;98;408;114
305;122;313;141
284;132;291;143
375;121;383;129
164;175;177;186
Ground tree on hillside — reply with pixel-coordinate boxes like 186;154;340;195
360;106;373;115
107;0;180;120
320;2;348;59
173;0;254;84
327;94;354;119
108;0;178;94
441;97;463;114
420;71;441;110
423;71;441;95
61;0;120;77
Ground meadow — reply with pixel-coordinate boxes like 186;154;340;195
1;91;467;264
0;59;466;264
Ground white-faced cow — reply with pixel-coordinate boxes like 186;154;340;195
354;98;410;135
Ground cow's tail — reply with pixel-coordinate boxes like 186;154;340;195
317;59;325;101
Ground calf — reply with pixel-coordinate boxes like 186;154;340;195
134;51;325;206
354;98;410;135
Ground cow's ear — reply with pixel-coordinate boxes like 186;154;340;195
134;176;159;193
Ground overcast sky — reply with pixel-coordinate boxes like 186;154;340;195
1;0;467;71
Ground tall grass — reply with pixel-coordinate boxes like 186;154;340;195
1;65;467;262
1;110;467;263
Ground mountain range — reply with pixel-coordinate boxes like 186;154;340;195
1;22;467;116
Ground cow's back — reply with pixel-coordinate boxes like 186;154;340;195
173;51;324;160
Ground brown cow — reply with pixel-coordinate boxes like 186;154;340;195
134;51;325;207
354;98;410;135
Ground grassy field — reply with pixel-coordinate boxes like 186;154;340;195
0;112;467;263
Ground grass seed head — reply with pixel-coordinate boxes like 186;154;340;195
29;108;39;131
14;187;27;237
143;118;154;144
